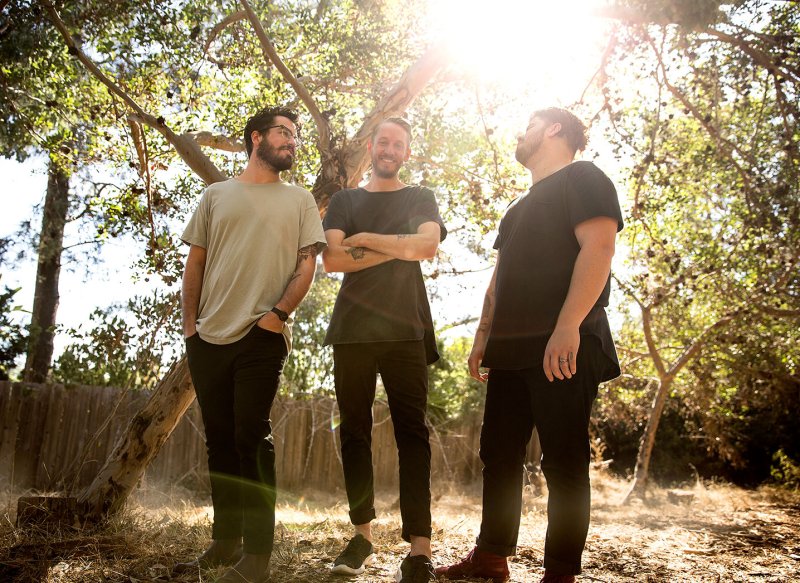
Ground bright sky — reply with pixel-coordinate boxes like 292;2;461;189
427;0;609;96
423;0;621;333
1;0;619;366
0;155;167;359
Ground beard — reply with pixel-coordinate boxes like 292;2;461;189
256;139;294;172
514;128;544;165
371;153;402;179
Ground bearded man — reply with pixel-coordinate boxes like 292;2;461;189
436;107;623;583
175;106;326;583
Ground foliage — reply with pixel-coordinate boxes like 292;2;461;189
281;269;337;398
427;336;485;423
52;291;182;388
0;284;27;381
593;0;800;486
771;449;800;490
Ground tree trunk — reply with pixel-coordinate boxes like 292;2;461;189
623;376;674;503
77;357;195;519
23;158;70;383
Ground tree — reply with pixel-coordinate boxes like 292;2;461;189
1;1;144;381
598;0;799;499
52;291;182;389
22;159;70;381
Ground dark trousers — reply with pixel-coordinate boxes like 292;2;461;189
476;336;611;575
333;340;432;541
185;326;288;555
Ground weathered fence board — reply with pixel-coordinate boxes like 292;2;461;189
0;381;542;495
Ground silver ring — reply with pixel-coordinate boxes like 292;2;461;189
558;358;568;363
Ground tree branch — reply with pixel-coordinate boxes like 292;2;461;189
239;0;331;154
667;311;737;377
648;34;755;207
41;0;226;185
641;303;668;378
753;304;800;318
186;130;245;153
203;10;246;67
705;27;800;85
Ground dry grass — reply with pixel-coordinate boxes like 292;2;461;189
1;471;799;582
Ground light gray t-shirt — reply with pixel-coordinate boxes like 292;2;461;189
181;178;326;350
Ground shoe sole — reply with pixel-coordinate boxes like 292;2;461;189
394;561;436;582
331;553;375;576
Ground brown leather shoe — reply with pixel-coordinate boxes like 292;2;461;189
539;572;576;583
172;538;243;574
214;553;270;583
435;547;510;582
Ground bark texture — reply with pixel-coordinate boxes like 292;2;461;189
77;357;194;519
23;158;69;383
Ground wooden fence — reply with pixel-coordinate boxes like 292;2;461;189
0;381;540;495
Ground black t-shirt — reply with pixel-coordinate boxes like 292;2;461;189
323;186;447;364
482;161;624;378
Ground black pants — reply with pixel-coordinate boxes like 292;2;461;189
186;326;288;555
476;336;612;575
333;340;432;541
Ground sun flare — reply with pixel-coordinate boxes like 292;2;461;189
426;0;610;98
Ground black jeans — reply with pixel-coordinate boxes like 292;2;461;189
186;326;288;555
333;340;432;541
476;336;612;575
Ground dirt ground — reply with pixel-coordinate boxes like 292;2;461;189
1;472;799;582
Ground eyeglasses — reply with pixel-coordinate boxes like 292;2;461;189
265;124;301;145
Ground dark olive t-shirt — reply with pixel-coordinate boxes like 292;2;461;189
482;161;624;379
323;186;447;364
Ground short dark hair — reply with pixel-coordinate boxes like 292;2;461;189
371;117;412;144
243;106;300;156
533;107;587;152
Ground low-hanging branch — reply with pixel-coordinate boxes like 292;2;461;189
185;130;245;153
42;0;226;186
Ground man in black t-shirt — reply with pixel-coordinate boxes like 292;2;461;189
322;117;447;583
437;108;623;583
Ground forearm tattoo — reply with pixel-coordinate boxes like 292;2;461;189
347;246;366;261
397;234;411;239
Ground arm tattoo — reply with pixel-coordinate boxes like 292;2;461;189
295;242;324;268
477;294;493;332
397;234;411;239
347;246;367;261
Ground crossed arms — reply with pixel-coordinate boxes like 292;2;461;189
321;221;442;273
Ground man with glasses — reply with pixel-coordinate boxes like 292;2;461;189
175;106;326;583
436;108;623;583
322;118;446;582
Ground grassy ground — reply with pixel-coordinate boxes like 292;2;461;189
1;471;799;582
